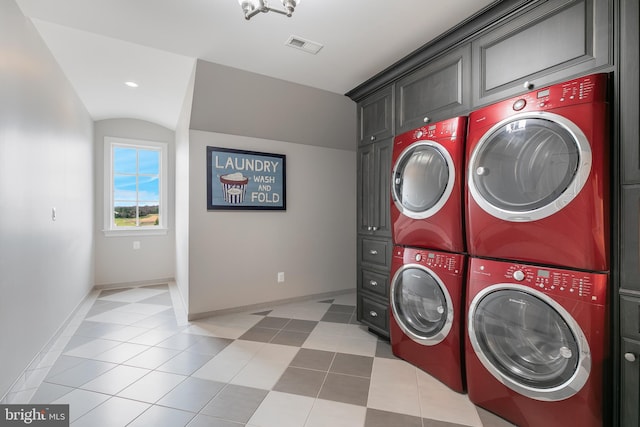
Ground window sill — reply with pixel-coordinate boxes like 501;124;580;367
102;228;168;237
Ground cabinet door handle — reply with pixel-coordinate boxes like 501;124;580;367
523;80;534;90
423;116;430;123
369;280;378;287
369;249;378;255
372;226;378;231
369;310;378;317
367;226;372;231
625;353;637;363
370;135;376;141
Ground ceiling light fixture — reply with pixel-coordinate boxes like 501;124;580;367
238;0;300;20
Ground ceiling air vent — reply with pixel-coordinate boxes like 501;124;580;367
285;35;323;55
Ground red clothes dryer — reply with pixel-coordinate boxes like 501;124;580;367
465;74;609;271
391;116;467;252
465;257;608;427
390;245;466;393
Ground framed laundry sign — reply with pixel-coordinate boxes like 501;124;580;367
207;146;286;210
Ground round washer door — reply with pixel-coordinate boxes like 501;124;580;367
467;284;591;401
392;142;455;219
468;112;591;221
390;264;454;346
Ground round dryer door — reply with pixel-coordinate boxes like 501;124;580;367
468;284;591;401
392;142;455;219
390;264;454;346
468;112;591;221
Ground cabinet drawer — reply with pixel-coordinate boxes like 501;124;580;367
621;295;640;341
360;238;391;268
359;268;389;298
358;296;389;332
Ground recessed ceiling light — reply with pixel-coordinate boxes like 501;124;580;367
124;81;139;88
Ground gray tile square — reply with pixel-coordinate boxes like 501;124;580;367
85;300;129;316
239;326;279;343
273;367;326;398
270;330;309;347
98;288;132;297
156;351;214;375
290;348;334;371
138;293;173;306
318;373;370;406
364;408;422;427
283;319;318;333
63;335;97;352
330;353;373;378
156;377;225;413
328;304;355;314
201;384;268;423
374;340;398;359
254;316;290;329
186;336;232;355
320;312;352;324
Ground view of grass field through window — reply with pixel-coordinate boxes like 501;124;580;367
113;145;160;227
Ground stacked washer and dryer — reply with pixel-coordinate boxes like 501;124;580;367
388;74;610;427
389;116;468;393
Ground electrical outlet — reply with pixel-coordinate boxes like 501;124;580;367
133;241;141;250
277;272;285;283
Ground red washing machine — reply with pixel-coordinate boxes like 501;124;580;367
465;74;609;271
465;257;608;427
390;245;466;393
391;116;467;252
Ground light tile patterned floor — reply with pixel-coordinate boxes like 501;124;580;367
21;284;516;426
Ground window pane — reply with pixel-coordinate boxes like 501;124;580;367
138;150;159;175
114;147;137;174
114;175;137;200
138;176;159;201
139;204;159;227
114;203;137;227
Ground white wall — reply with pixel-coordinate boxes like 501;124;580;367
0;0;94;398
175;68;196;312
188;131;357;315
93;119;176;287
185;60;358;316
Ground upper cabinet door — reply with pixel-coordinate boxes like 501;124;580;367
472;0;611;107
359;86;394;146
395;44;471;134
620;0;640;184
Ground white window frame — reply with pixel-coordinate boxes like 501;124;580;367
103;136;168;236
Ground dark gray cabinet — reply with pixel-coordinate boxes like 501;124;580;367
357;138;392;238
619;0;640;423
357;89;394;337
620;0;640;184
621;337;640;426
395;44;471;133
620;186;640;292
472;0;611;107
358;86;393;145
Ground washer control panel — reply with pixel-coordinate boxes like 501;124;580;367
471;258;607;305
398;246;464;274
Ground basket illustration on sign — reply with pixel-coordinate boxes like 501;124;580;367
207;146;286;211
219;172;249;204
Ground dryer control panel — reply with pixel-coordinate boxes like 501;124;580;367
394;116;467;145
470;257;608;306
